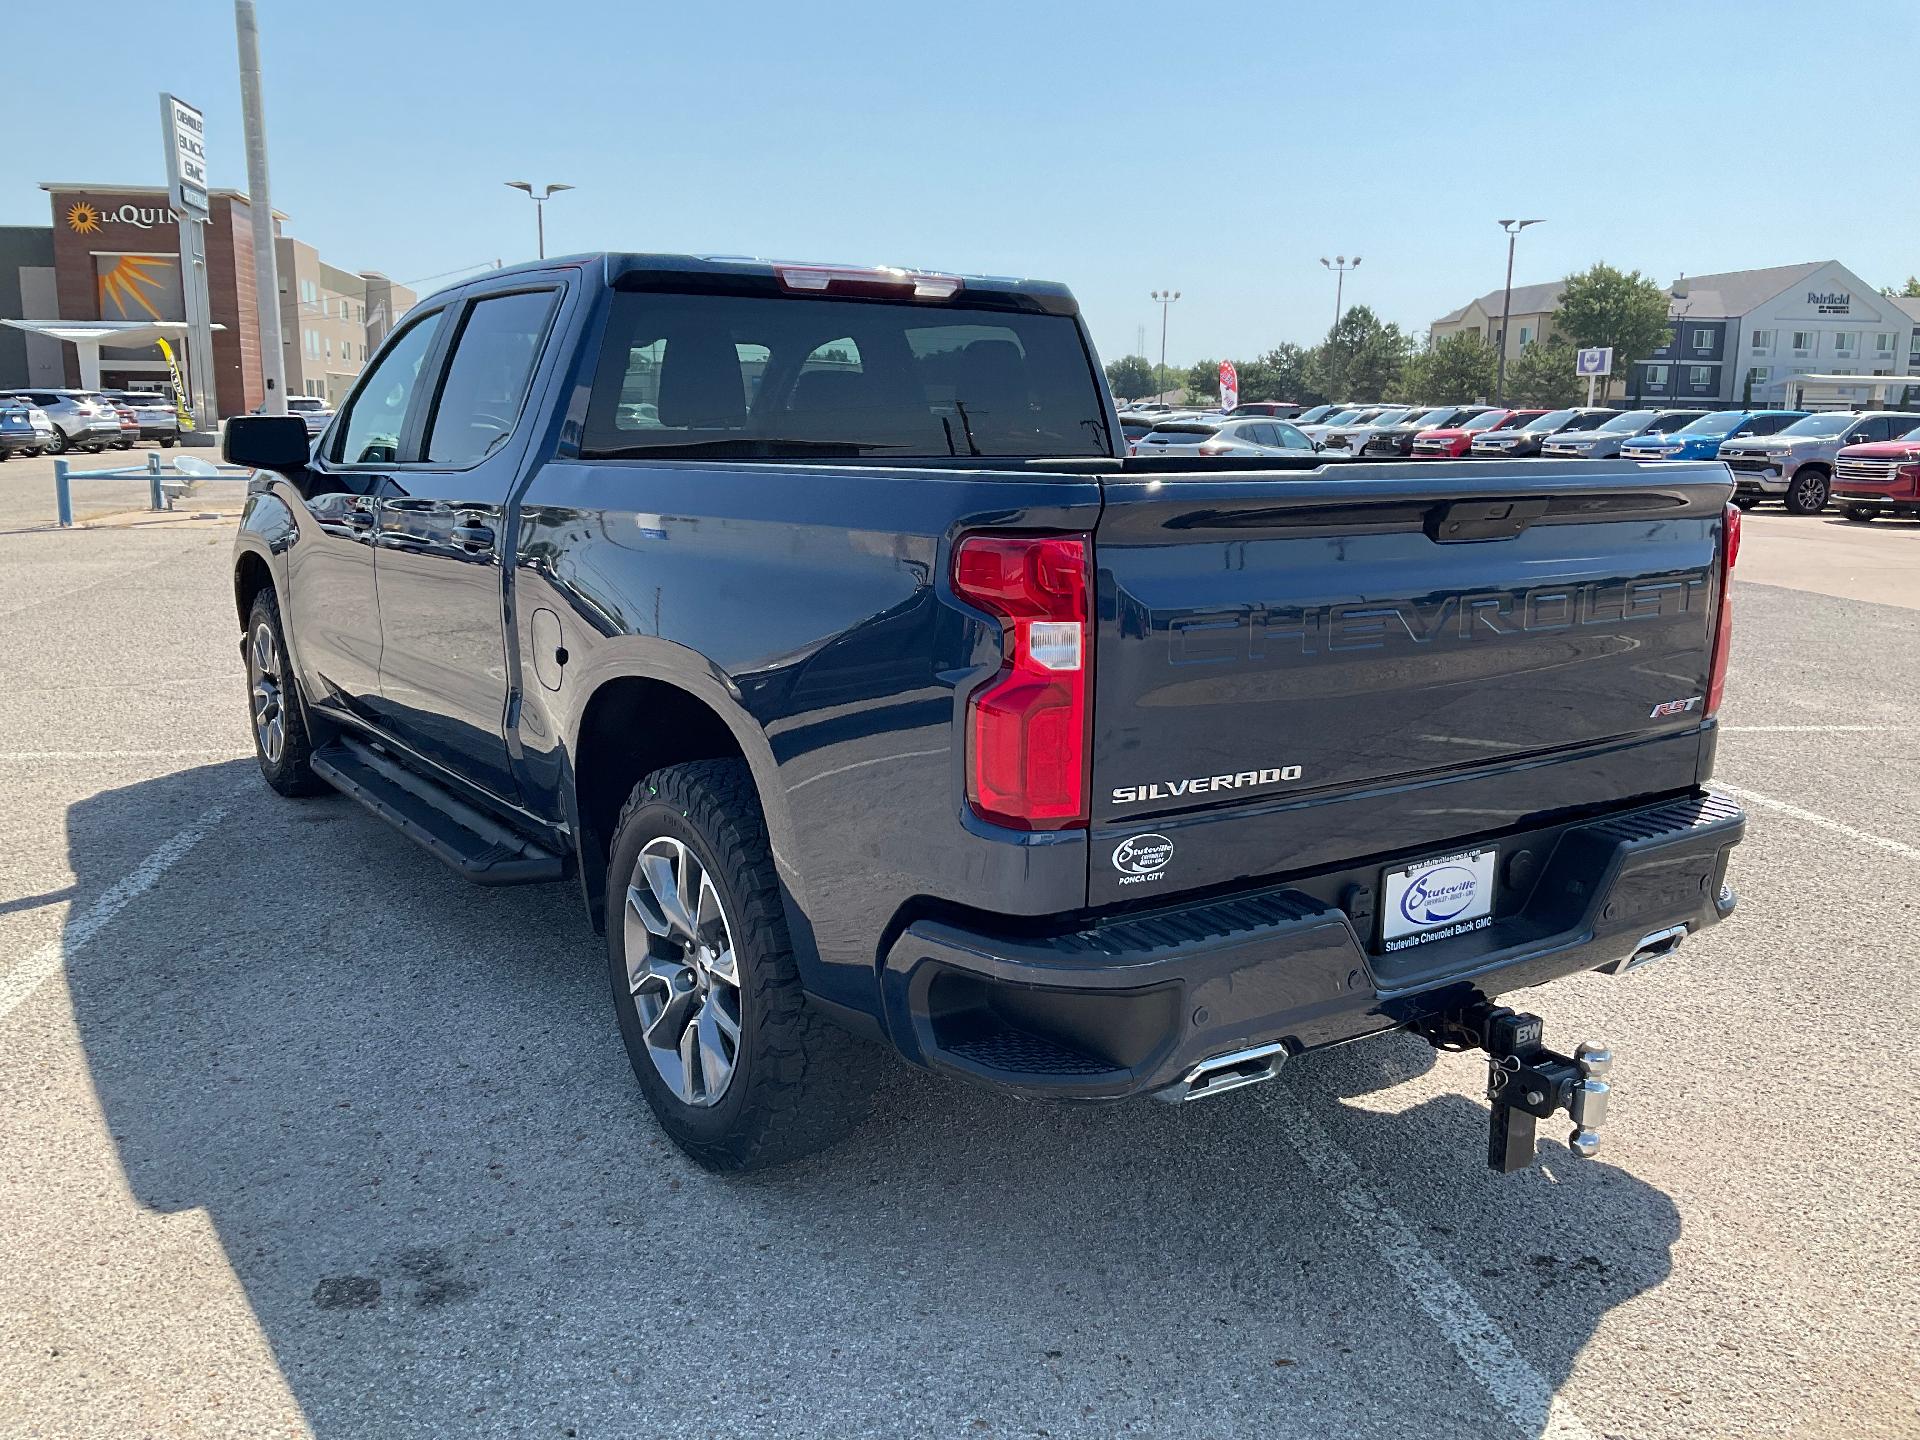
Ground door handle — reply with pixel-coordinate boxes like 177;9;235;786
452;523;496;551
343;507;374;529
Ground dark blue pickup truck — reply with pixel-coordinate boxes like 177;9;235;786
225;254;1744;1174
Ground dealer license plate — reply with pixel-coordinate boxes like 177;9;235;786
1380;847;1497;951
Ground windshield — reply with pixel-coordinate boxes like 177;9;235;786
1675;412;1746;438
583;289;1111;459
1461;410;1507;432
1651;411;1703;432
1898;421;1920;441
1324;408;1368;424
1778;413;1859;438
1363;408;1412;426
1597;410;1657;433
1519;409;1577;433
1410;407;1455;426
1292;405;1333;423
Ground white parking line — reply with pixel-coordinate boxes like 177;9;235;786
1716;783;1920;862
1270;1101;1598;1440
0;803;228;1026
0;749;247;762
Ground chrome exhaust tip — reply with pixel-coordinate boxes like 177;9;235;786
1604;923;1689;975
1153;1041;1288;1103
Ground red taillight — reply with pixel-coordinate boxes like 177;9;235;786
952;533;1091;831
1197;441;1230;456
1707;502;1739;715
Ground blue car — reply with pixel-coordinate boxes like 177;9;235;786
1620;408;1806;461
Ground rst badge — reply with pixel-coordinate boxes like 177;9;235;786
1649;695;1703;719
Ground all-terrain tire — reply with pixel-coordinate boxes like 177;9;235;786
607;759;879;1171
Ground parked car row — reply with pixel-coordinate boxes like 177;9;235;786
1114;392;1920;521
0;387;179;457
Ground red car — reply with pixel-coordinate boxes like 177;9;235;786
1833;424;1920;521
1409;408;1543;458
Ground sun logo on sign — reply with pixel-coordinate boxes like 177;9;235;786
67;202;102;235
97;256;173;321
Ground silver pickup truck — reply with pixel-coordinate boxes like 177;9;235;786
1718;410;1920;514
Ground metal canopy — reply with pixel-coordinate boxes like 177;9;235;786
0;318;224;389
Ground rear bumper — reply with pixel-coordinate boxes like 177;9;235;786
0;431;41;454
881;790;1743;1099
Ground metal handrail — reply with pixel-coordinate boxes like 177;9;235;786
51;451;253;526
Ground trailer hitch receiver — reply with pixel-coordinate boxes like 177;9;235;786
1419;1004;1613;1174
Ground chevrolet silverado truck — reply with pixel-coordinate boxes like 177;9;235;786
224;253;1746;1175
1717;410;1919;515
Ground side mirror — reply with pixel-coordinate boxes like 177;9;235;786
224;414;312;472
1312;440;1325;452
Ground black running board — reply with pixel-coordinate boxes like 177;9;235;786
310;737;565;885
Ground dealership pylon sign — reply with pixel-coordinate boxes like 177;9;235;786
162;95;210;217
161;93;218;443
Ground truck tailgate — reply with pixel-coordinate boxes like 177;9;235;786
1089;461;1732;906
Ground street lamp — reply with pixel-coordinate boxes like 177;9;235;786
1320;255;1361;333
1150;289;1181;397
505;180;574;260
1493;219;1543;405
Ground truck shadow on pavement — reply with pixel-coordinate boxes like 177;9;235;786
65;761;1680;1440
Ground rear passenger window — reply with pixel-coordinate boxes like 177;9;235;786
426;290;559;465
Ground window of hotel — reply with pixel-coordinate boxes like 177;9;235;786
1749;330;1774;353
1833;332;1857;355
1644;365;1669;387
1687;366;1712;387
1875;333;1896;356
1747;367;1770;389
1517;325;1533;347
1791;332;1815;355
1692;328;1713;351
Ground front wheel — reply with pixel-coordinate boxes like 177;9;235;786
244;589;327;797
1732;495;1758;510
115;438;133;450
1842;504;1878;523
159;435;176;449
607;759;877;1171
1784;466;1830;515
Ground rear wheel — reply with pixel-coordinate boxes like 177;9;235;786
46;428;67;454
607;759;877;1171
159;435;176;449
244;588;327;797
1784;466;1830;515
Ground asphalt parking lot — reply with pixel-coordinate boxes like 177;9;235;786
2;471;1917;1439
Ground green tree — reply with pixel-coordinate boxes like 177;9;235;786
1883;276;1920;297
1395;331;1497;404
1184;358;1221;404
1505;338;1582;408
1552;263;1671;402
1104;354;1155;401
1308;304;1410;402
1237;343;1322;404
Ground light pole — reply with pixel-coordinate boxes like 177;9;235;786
1493;219;1543;405
1151;289;1180;397
505;181;574;260
1320;255;1361;334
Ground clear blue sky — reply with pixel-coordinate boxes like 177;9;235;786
3;0;1914;368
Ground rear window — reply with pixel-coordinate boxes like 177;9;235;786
582;291;1110;459
1145;423;1218;440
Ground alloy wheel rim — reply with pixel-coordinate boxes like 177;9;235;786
623;835;742;1107
247;621;286;764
